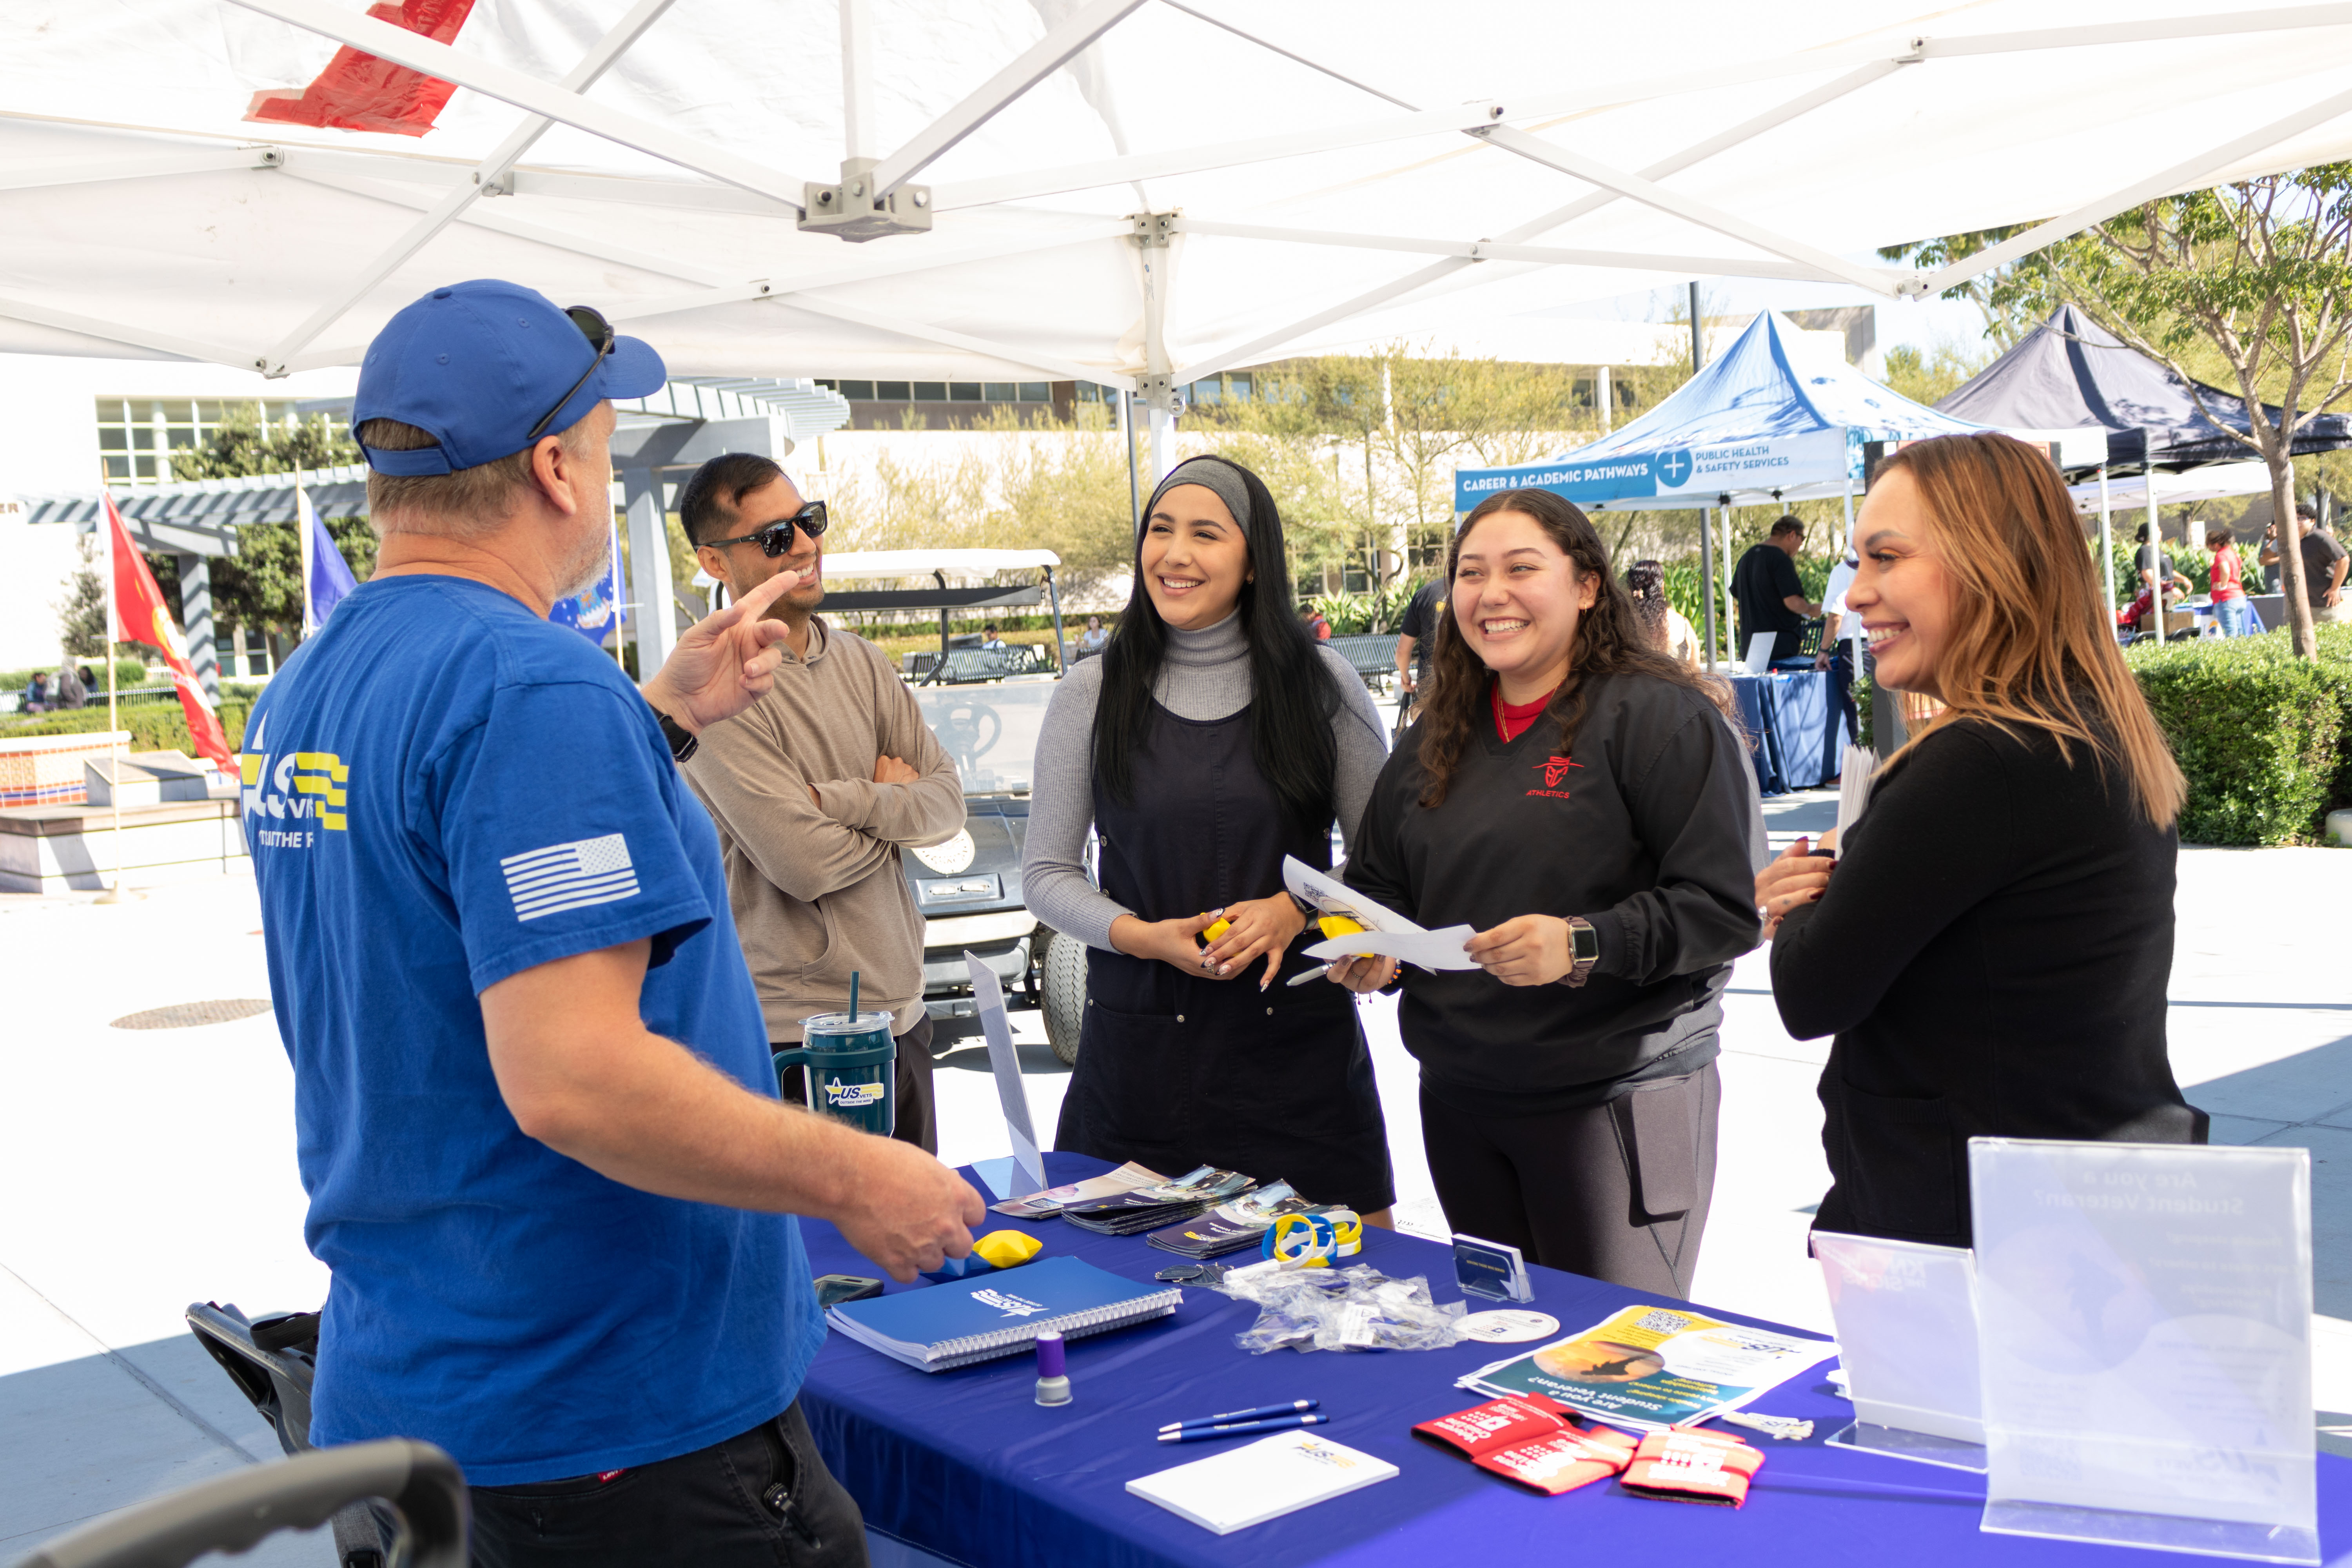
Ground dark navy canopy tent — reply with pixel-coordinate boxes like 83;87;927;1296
1936;304;2352;468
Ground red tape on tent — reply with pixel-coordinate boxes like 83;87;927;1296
244;0;477;138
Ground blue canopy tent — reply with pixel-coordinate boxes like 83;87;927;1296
1455;311;1992;668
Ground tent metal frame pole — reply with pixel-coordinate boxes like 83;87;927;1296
1699;506;1717;673
2098;464;2115;615
256;0;680;373
1122;388;1142;536
2147;431;2164;642
223;0;816;209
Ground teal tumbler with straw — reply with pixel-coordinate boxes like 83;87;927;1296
772;970;897;1136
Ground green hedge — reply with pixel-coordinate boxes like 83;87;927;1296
2;698;252;756
2129;624;2352;846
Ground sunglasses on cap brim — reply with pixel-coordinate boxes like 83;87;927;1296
525;305;616;442
704;501;829;556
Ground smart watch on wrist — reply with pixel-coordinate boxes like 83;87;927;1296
1561;916;1600;988
653;709;698;763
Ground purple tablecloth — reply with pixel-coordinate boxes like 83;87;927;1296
793;1152;2352;1567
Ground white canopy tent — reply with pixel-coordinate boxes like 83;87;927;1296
10;1;2352;675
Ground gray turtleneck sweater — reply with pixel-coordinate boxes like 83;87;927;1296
1022;613;1389;951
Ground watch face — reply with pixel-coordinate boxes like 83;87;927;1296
1572;923;1599;962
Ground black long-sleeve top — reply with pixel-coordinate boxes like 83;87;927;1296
1345;672;1765;1119
1773;716;2207;1247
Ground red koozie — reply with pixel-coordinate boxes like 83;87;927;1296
1618;1429;1766;1507
1474;1425;1641;1497
1411;1395;1570;1460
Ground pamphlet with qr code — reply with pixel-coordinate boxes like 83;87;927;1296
1457;1304;1835;1432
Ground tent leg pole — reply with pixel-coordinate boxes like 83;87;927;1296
2146;432;2162;644
2097;464;2114;618
1121;388;1141;536
1699;506;1717;673
1046;565;1067;672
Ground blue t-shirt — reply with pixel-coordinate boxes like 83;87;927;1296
242;575;818;1485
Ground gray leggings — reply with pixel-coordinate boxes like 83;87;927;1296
1419;1062;1719;1298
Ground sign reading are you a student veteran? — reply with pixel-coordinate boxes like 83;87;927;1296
1454;428;1852;514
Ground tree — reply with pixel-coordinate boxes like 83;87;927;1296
1876;225;2051;350
147;404;372;647
54;534;108;658
1882;341;1994;408
1955;172;2352;659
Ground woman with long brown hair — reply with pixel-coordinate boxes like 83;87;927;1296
1759;433;2205;1248
1332;489;1763;1295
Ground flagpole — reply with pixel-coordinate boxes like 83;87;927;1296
94;471;138;904
299;460;315;637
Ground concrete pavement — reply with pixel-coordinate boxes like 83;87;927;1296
1;808;2345;1554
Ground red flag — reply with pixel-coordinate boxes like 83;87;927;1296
102;493;235;775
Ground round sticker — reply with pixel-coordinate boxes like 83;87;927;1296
1458;1309;1560;1343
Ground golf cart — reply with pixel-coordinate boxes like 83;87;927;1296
818;550;1087;1063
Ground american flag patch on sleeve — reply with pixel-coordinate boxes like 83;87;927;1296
501;833;639;921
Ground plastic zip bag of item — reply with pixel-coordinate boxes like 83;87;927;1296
1215;1262;1468;1354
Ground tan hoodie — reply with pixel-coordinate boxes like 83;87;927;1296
682;618;964;1041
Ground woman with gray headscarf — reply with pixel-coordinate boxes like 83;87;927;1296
1021;456;1396;1221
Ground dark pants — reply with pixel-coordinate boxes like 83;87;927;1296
1420;1063;1719;1298
1829;645;1858;749
778;1014;936;1155
469;1403;865;1568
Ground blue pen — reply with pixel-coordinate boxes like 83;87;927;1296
1159;1399;1319;1433
1158;1412;1329;1443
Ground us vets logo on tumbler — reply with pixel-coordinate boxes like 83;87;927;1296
824;1076;885;1109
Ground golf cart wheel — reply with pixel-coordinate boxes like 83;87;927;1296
1040;928;1087;1067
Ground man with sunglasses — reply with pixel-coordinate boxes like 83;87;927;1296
676;452;964;1156
243;281;980;1568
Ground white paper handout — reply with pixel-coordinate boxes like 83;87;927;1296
964;952;1044;1197
1283;856;1479;972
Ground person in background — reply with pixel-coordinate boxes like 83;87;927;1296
1394;575;1447;707
2205;525;2250;636
2136;524;2183;639
248;281;980;1567
1024;454;1396;1222
1334;488;1764;1296
679;452;962;1155
2297;506;2350;624
1731;516;1819;665
1076;614;1111;659
1301;603;1333;641
1817;545;1860;748
52;662;87;710
980;623;1008;651
2259;519;2286;594
1758;433;2205;1249
1622;559;1699;668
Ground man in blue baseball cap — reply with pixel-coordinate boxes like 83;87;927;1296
242;280;982;1566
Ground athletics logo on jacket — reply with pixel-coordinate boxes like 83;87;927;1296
1529;755;1582;799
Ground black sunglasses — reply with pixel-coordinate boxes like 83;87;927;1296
704;501;829;556
525;305;615;441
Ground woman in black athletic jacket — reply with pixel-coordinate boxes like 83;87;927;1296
1334;488;1763;1296
1758;434;2205;1249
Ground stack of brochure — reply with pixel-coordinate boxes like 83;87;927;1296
1061;1167;1256;1237
988;1160;1166;1220
1127;1430;1398;1534
1145;1182;1314;1259
1456;1304;1835;1433
826;1256;1181;1373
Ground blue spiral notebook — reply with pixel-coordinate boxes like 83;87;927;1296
826;1255;1182;1372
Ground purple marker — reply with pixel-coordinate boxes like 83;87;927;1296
1034;1330;1071;1407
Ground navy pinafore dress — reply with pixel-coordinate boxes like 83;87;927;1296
1054;700;1394;1213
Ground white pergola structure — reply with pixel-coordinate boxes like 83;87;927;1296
8;2;2352;627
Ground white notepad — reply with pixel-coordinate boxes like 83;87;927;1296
1126;1430;1399;1535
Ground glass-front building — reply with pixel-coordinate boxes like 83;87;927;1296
94;397;302;485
